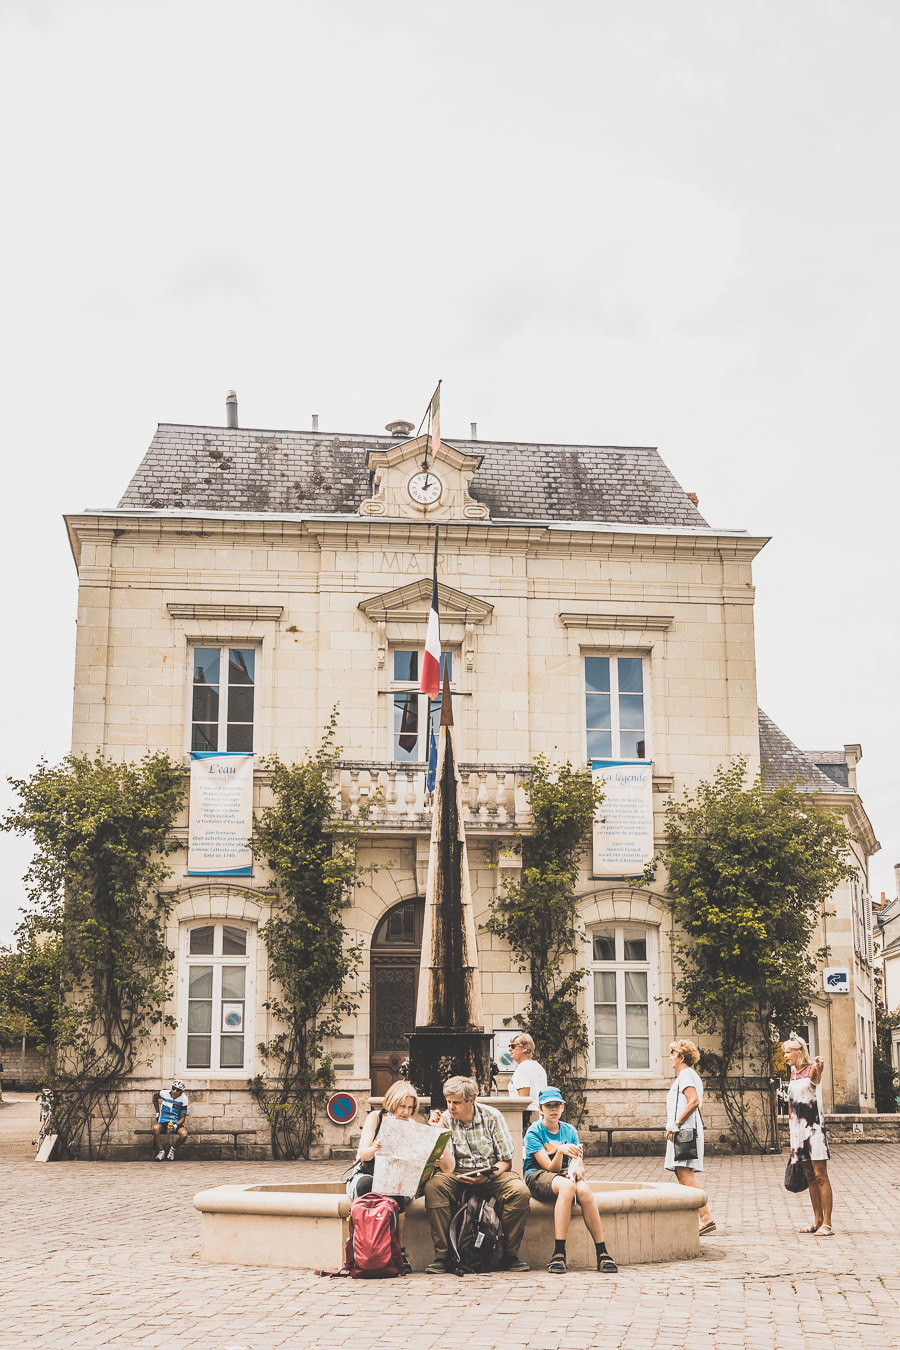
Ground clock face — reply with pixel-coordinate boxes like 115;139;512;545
408;471;443;506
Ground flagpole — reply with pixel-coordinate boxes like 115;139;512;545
417;380;441;477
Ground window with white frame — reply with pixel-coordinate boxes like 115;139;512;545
390;649;454;761
190;647;256;752
585;655;647;760
589;924;654;1072
182;922;253;1072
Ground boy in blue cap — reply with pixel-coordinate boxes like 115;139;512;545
523;1087;617;1273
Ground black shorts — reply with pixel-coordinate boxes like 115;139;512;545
156;1121;186;1134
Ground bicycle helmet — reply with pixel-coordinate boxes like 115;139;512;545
171;1079;186;1091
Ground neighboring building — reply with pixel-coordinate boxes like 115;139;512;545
63;402;880;1154
758;719;880;1112
875;865;900;1074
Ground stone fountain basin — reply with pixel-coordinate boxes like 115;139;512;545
193;1178;705;1269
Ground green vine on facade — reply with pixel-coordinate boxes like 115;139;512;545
653;758;855;1152
2;753;185;1158
485;755;604;1124
249;715;367;1159
873;973;900;1113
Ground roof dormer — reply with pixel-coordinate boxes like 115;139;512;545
359;434;490;521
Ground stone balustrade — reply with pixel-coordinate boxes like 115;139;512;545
331;761;531;830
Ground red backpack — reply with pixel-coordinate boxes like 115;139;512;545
341;1193;405;1278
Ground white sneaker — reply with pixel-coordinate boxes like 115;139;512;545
155;1149;166;1161
166;1146;176;1161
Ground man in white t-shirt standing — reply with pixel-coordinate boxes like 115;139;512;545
507;1033;547;1130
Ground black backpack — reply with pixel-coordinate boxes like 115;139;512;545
448;1190;506;1276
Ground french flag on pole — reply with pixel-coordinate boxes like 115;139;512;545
421;529;441;699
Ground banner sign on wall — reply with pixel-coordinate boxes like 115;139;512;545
188;752;254;876
591;759;654;877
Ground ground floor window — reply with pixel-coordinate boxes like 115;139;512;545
588;924;656;1073
180;921;253;1072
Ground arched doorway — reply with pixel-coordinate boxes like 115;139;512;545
369;898;425;1095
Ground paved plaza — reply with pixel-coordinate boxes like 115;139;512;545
2;1094;899;1350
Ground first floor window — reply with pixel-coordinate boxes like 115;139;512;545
190;646;256;752
585;655;647;760
589;924;653;1071
183;921;252;1071
391;649;453;761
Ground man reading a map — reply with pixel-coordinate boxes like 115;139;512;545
424;1075;531;1274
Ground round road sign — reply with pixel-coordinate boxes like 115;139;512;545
326;1092;358;1126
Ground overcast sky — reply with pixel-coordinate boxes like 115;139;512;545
2;0;898;943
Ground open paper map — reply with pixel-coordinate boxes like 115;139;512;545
371;1115;451;1198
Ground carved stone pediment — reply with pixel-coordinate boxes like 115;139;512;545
359;434;490;521
358;579;493;626
359;579;493;670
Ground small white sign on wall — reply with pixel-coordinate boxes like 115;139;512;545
222;1002;244;1032
492;1029;525;1073
823;967;850;994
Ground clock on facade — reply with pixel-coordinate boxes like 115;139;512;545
408;471;443;506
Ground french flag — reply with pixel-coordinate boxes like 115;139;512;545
420;570;441;699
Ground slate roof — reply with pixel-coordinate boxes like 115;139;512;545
877;896;900;927
758;710;854;795
116;424;710;529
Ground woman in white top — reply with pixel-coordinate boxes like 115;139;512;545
508;1032;548;1117
664;1039;716;1235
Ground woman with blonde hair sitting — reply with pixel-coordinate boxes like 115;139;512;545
783;1033;833;1236
348;1080;448;1273
664;1039;716;1236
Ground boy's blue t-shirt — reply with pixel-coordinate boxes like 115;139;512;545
523;1119;580;1177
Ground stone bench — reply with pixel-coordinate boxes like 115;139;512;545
134;1127;258;1160
193;1178;706;1270
589;1125;665;1157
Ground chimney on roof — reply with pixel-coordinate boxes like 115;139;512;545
895;862;900;901
226;390;238;429
312;414;319;432
385;419;415;438
686;492;699;507
470;422;478;440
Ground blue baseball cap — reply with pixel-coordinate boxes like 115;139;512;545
538;1087;565;1105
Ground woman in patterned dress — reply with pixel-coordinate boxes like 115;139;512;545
784;1034;834;1236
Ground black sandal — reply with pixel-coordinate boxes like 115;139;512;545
548;1254;567;1274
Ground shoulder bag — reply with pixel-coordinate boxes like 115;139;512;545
784;1158;809;1193
672;1080;699;1163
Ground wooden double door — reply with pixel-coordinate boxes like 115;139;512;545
369;899;424;1097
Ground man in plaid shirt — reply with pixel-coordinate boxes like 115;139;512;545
424;1074;531;1273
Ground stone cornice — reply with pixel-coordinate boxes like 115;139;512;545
65;511;769;568
167;603;283;622
559;612;674;631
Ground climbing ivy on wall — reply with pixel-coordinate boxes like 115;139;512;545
2;753;185;1158
249;715;368;1159
485;755;605;1124
654;758;854;1151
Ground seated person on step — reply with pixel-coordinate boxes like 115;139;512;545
152;1079;189;1161
524;1087;617;1274
424;1074;531;1274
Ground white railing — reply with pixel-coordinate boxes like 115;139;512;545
331;761;531;828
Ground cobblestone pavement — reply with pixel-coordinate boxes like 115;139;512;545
2;1095;900;1349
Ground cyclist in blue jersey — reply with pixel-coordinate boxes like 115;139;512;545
152;1079;189;1160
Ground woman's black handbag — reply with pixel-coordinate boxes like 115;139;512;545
784;1159;808;1193
671;1082;699;1162
673;1127;698;1163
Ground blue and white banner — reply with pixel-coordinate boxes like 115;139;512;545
188;752;254;876
591;759;654;877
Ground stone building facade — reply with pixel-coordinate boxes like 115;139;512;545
63;410;879;1155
